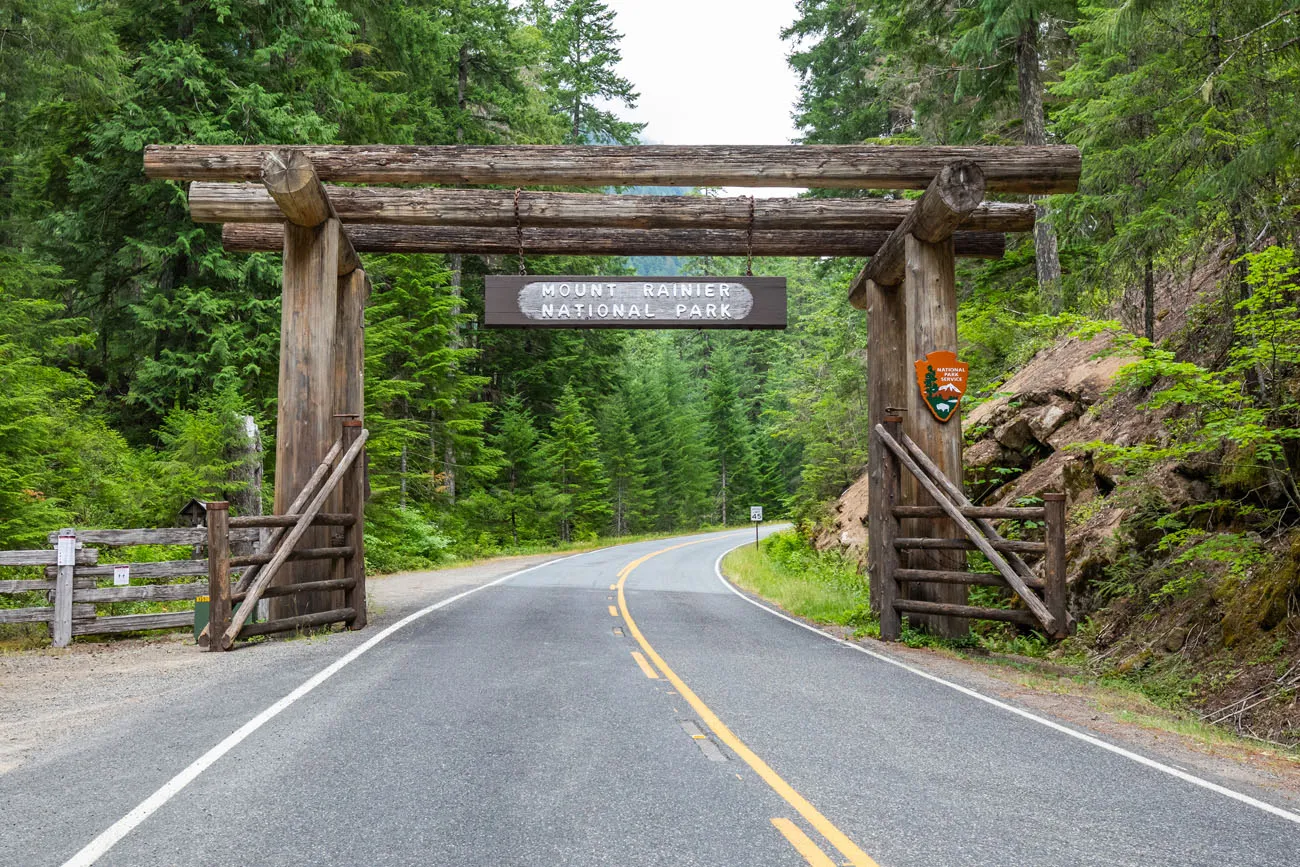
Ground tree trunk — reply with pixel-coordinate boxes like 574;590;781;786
399;443;408;509
1143;255;1155;341
720;459;728;526
457;44;469;144
1016;19;1064;312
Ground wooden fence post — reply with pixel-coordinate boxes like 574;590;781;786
1043;493;1068;639
206;502;231;651
878;418;903;641
341;421;367;630
52;529;76;648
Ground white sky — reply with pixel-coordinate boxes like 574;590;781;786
600;0;806;197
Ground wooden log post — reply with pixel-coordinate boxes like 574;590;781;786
341;421;367;630
857;161;986;638
206;502;231;652
52;529;76;648
902;233;968;637
1043;493;1069;639
848;160;987;308
330;269;367;613
866;279;907;610
266;149;342;619
877;418;904;641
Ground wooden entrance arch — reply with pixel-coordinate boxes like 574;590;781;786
145;142;1080;644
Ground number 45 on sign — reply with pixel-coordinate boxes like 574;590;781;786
750;506;763;549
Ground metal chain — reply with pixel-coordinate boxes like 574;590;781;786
746;196;756;276
513;187;526;276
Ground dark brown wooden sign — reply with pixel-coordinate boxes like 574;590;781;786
484;275;786;329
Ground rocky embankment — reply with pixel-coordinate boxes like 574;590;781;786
817;245;1300;744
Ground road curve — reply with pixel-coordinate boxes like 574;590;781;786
3;527;1299;866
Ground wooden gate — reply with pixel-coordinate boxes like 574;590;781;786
872;416;1069;641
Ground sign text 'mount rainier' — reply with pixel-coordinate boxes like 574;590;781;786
484;275;787;329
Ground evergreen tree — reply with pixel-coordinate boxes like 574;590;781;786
538;0;645;144
539;384;611;541
706;349;755;525
470;395;542;545
365;255;496;514
596;392;645;535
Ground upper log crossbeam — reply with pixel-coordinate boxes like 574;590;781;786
848;160;987;309
260;150;361;276
189;183;1036;234
146;144;1081;194
222;223;1007;259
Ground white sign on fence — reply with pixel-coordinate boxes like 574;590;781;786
750;506;763;523
56;533;76;567
113;565;131;586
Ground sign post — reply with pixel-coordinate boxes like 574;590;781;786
750;506;763;549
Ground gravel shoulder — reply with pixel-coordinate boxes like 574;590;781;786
0;553;557;775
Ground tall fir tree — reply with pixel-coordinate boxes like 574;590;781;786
706;349;755;525
596;392;646;536
539;384;611;541
537;0;645;143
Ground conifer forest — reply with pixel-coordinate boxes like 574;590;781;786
2;0;1299;583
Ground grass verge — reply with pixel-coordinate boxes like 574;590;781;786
721;531;1300;764
721;531;873;629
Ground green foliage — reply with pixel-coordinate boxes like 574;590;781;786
538;384;611;541
531;0;645;144
1091;248;1300;513
724;530;873;628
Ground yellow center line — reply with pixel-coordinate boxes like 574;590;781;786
771;818;838;867
630;651;660;679
608;605;619;617
617;538;879;867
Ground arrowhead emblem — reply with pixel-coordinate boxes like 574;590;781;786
914;350;969;423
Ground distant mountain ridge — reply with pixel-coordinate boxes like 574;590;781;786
624;184;691;276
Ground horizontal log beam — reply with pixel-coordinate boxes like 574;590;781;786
189;183;1037;233
72;611;194;636
232;576;357;603
0;579;54;594
146;144;1082;193
229;545;354;569
260;150;361;276
892;506;1046;520
228;512;355;529
49;527;257;546
893;599;1040;626
74;582;207;603
236;607;356;640
223;224;1006;259
0;606;53;624
849;160;985;307
895;568;1045;590
0;549;98;567
894;537;1047;555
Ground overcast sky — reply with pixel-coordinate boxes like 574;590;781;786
600;0;805;196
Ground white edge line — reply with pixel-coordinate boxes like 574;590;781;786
60;548;598;867
711;541;1300;828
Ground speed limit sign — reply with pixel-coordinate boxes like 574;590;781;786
750;506;763;522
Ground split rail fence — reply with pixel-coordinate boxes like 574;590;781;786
0;421;367;649
873;416;1070;640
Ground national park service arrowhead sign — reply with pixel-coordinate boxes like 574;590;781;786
915;350;969;423
484;275;786;329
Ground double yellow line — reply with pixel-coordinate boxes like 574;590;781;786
614;539;879;867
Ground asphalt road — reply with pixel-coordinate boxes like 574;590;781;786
5;527;1300;866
